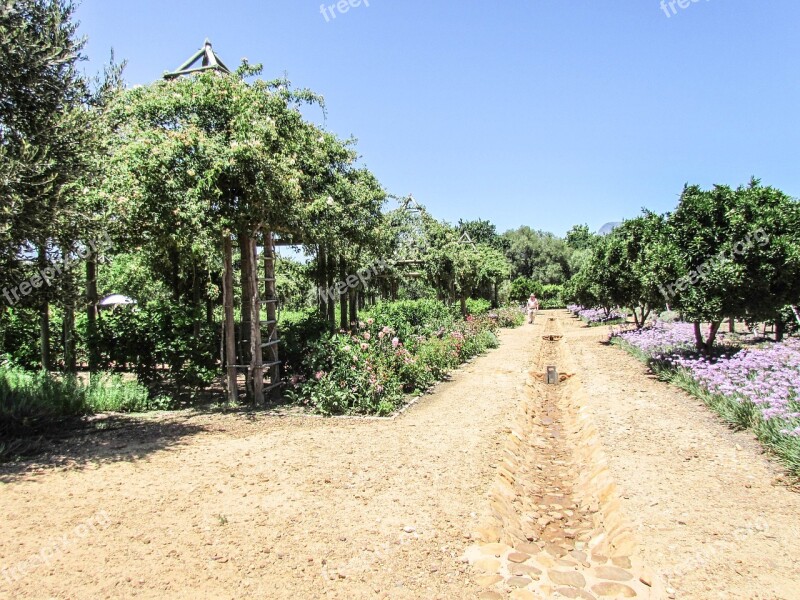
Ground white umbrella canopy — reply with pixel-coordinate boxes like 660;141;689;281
99;294;137;307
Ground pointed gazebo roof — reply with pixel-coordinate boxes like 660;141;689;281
164;39;232;79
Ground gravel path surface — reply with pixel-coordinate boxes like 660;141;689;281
564;313;800;600
2;312;799;600
0;326;534;600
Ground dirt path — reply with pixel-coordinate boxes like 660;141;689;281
0;326;535;600
2;312;799;600
563;312;800;600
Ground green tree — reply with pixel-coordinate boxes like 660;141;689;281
502;227;571;284
589;213;675;328
670;179;800;350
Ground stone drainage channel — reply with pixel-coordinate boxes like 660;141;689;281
463;316;668;599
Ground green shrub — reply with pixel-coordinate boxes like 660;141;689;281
491;306;525;328
510;277;543;303
0;360;168;460
540;284;565;309
285;300;513;417
465;298;492;316
279;309;330;374
362;300;457;341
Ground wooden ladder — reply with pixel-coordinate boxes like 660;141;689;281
260;231;282;396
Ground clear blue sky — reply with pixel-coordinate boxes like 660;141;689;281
75;0;800;237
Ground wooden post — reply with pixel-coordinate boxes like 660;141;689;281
326;252;336;328
263;231;280;398
222;233;238;403
246;234;264;405
63;300;76;374
238;227;253;373
86;254;99;375
349;288;358;332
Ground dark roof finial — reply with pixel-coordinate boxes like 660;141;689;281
164;38;231;80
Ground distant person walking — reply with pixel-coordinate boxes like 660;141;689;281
527;294;539;324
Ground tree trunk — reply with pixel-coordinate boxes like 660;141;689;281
460;293;467;317
245;234;263;405
222;233;238;403
192;261;202;337
64;301;76;374
493;282;498;309
86;255;99;375
693;321;704;353
326;252;336;329
238;228;253;370
38;246;50;371
263;231;280;397
339;256;348;331
349;288;358;332
728;316;735;333
39;301;50;371
775;314;785;342
694;321;721;354
317;245;327;316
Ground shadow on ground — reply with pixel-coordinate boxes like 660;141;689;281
0;414;209;482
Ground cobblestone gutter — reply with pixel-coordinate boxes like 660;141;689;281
463;318;669;599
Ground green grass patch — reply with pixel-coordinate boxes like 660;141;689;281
1;362;170;461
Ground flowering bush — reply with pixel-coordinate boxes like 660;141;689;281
671;341;800;435
491;306;525;329
612;321;698;358
613;321;800;473
291;333;404;416
285;302;502;416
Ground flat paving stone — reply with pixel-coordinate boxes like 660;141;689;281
591;581;638;597
476;574;504;587
554;588;598;600
593;565;634;581
508;551;531;563
510;590;540;600
510;564;543;577
548;569;587;589
473;557;502;574
612;556;632;569
507;576;533;588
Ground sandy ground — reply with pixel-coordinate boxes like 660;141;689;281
0;327;533;600
564;314;800;600
1;311;799;599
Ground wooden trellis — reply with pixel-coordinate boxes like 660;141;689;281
166;41;281;405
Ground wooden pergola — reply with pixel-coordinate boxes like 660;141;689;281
164;40;281;405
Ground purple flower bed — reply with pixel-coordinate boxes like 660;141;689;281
614;322;800;439
614;321;698;356
672;341;800;435
567;304;626;324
